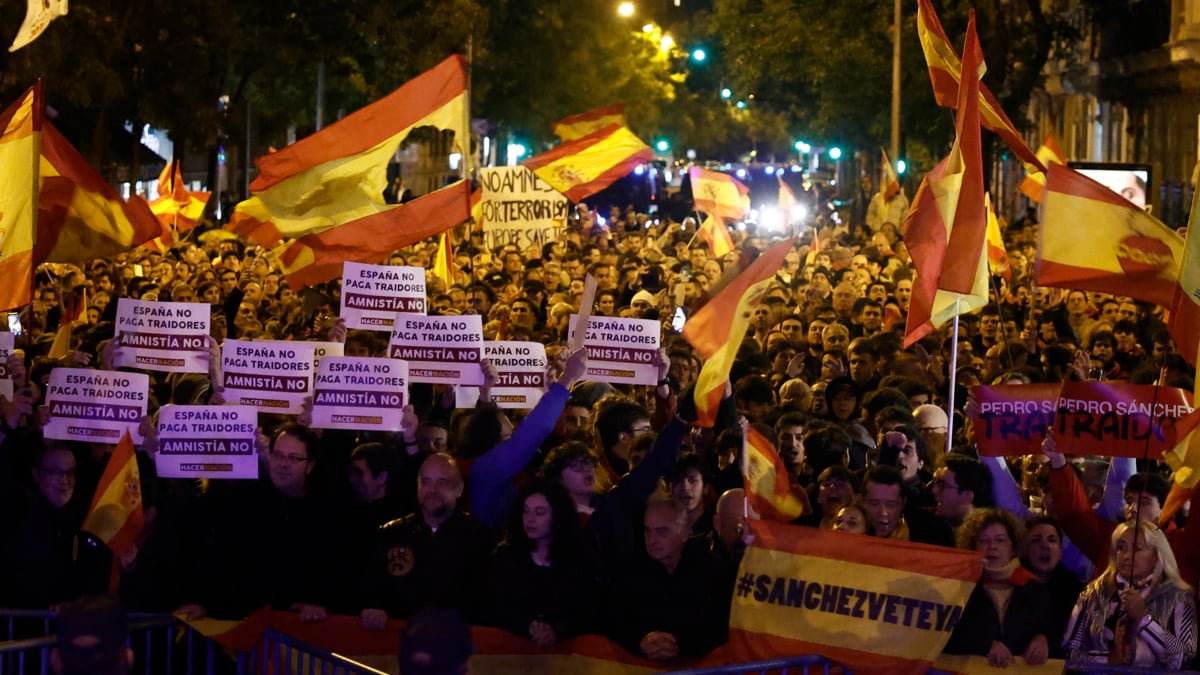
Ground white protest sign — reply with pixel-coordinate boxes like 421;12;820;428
479;166;569;251
456;341;548;409
114;298;210;373
568;315;661;385
388;314;484;385
311;341;345;372
310;357;408;431
221;339;315;414
156;405;259;479
44;368;148;443
0;333;12;401
340;262;427;330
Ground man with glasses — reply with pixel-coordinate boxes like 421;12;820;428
1;443;112;608
930;455;993;535
176;424;345;623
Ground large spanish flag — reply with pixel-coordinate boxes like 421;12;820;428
36;123;161;264
683;238;793;427
916;0;1043;175
689;167;750;221
1038;164;1183;308
273;180;470;288
1017;133;1066;202
523;124;653;203
728;520;982;675
901;12;989;348
230;55;468;247
82;431;144;563
743;427;806;521
0;83;41;312
552;104;627;142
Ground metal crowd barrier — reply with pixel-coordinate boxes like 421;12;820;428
0;611;384;675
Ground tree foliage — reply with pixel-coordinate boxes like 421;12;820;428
710;0;1070;173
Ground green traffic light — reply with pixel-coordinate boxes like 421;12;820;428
828;147;842;160
655;139;670;152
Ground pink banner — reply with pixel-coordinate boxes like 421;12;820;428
972;382;1194;458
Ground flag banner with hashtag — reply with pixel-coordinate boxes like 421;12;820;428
728;520;982;675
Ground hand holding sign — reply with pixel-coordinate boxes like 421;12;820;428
479;360;500;403
557;348;589;388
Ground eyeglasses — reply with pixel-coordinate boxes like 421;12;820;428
40;468;76;481
270;451;309;464
629;425;653;435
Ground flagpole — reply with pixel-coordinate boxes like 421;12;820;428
463;37;475;286
945;300;961;456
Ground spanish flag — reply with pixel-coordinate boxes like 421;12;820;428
523;124;653;203
880;147;901;201
777;175;797;218
985;193;1010;281
1017;133;1066;202
689;167;750;221
273;180;470;288
728;520;982;675
82;431;144;590
552;104;627;142
1162;407;1200;489
916;0;1043;175
683;239;794;427
150;159;210;233
697;214;734;258
1168;180;1200;386
901;13;989;348
743;427;806;521
230;55;468;247
182;606;271;653
0;83;40;312
1038;164;1183;308
36;123;161;264
431;229;455;289
141;159;212;252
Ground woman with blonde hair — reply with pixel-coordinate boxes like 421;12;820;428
1063;519;1197;667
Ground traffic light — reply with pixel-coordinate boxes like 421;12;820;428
828;147;842;160
655;139;670;152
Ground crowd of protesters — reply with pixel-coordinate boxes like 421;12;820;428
0;178;1197;669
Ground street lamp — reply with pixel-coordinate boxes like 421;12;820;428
617;2;635;17
720;87;732;99
659;34;674;52
896;159;907;175
691;48;707;62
